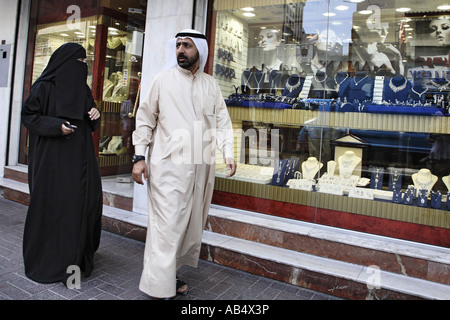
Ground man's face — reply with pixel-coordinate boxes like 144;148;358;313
176;38;200;71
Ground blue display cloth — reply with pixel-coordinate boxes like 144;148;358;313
350;129;432;153
241;100;292;109
365;104;448;116
302;99;336;111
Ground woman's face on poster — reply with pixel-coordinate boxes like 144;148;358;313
316;29;339;52
429;18;450;45
259;29;281;51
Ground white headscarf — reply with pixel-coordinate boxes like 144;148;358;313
164;29;209;72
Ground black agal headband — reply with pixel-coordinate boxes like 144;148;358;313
175;32;207;39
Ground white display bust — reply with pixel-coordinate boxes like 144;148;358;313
412;169;438;195
338;151;361;178
327;160;337;176
301;157;323;180
443;175;450;192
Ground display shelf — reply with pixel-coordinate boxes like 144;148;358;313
227;106;450;134
99;101;123;113
98;154;132;167
214;177;450;229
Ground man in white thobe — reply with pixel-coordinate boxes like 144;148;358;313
132;29;236;299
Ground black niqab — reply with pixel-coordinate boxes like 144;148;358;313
34;42;91;120
21;42;103;284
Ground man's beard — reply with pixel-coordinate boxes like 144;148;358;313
177;51;200;70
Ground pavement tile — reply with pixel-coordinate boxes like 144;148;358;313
0;194;341;302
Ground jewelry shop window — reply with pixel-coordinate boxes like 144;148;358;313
19;0;98;165
210;0;450;240
19;0;147;177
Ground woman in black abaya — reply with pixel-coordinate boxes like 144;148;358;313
21;42;103;285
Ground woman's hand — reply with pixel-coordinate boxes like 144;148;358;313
61;122;74;135
88;108;100;120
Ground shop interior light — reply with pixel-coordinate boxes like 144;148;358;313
60;33;69;37
335;5;349;11
323;12;336;17
437;4;450;10
396;7;411;12
359;10;372;15
243;12;255;17
241;7;255;11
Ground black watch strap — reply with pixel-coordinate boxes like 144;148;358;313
132;155;146;164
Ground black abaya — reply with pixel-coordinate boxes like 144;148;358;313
21;43;102;284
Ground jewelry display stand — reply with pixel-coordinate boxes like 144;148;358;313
338;151;362;179
443;175;450;192
412;169;438;197
326;160;337;176
388;167;403;191
281;74;305;98
383;74;412;103
301;157;323;180
410;81;428;102
370;166;384;190
268;70;282;95
444;176;450;210
334;72;349;94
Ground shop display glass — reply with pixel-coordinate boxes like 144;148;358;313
211;0;450;241
19;0;147;176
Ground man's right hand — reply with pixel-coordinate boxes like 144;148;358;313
132;161;148;185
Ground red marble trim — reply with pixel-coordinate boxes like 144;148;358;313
212;191;450;248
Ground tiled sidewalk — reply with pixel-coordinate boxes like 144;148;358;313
0;194;340;301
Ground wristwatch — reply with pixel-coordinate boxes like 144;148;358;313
132;155;146;164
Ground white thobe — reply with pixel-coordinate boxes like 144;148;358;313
132;66;234;298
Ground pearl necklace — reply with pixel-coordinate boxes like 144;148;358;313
285;77;302;93
276;161;283;184
415;171;435;193
339;157;358;179
430;79;450;91
388;77;408;93
353;75;368;86
411;86;428;98
254;72;265;93
314;73;327;83
242;71;253;88
269;71;281;89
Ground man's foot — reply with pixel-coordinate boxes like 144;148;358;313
176;277;189;296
